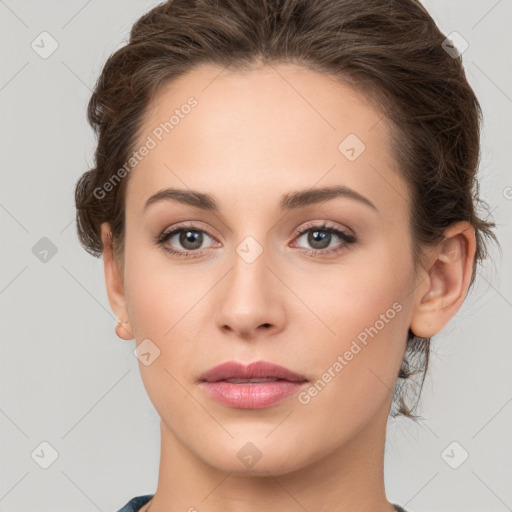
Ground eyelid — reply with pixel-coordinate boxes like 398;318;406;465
156;221;219;243
291;220;355;242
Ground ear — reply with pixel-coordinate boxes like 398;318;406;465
410;221;477;338
100;223;134;340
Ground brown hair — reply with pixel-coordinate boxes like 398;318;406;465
75;0;497;419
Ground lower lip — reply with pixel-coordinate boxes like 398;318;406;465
200;380;307;409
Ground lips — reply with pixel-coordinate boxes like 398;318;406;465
198;361;309;409
198;360;308;383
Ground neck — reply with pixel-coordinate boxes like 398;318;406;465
145;405;395;512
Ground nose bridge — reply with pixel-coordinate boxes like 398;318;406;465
214;230;284;336
228;233;273;311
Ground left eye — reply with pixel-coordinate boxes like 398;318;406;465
292;224;356;253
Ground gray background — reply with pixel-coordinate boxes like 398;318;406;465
1;1;511;511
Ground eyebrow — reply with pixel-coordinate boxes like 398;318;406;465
143;185;378;213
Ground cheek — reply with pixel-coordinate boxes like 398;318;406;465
289;249;413;404
289;245;412;344
123;241;200;336
122;249;204;413
291;275;410;444
122;244;217;387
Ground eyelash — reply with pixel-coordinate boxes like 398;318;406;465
155;221;356;259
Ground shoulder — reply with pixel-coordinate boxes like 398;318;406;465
115;494;154;512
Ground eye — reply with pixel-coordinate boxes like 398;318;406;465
291;222;356;256
155;223;218;258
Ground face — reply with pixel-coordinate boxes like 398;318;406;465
111;63;420;474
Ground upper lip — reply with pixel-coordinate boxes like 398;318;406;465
198;361;308;383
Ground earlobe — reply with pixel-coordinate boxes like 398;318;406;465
100;223;134;340
410;221;476;338
115;320;134;340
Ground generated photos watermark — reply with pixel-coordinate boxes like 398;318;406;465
298;301;403;405
93;96;198;200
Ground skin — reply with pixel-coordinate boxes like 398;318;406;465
101;62;476;512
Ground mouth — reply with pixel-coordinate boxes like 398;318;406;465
198;361;308;409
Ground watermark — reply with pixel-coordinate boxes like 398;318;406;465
31;441;59;469
441;441;469;469
236;236;264;264
441;31;469;59
298;301;403;405
31;31;59;59
503;186;512;200
32;236;58;263
93;96;198;200
338;133;366;161
133;338;161;366
237;441;263;468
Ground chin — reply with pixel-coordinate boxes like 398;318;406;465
190;435;319;477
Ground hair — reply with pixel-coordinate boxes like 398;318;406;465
75;0;497;419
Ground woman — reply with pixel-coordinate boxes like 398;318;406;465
74;0;497;510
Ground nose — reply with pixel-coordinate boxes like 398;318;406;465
215;242;286;341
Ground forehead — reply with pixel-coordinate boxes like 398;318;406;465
126;62;407;216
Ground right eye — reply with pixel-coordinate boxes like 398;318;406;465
155;223;219;258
